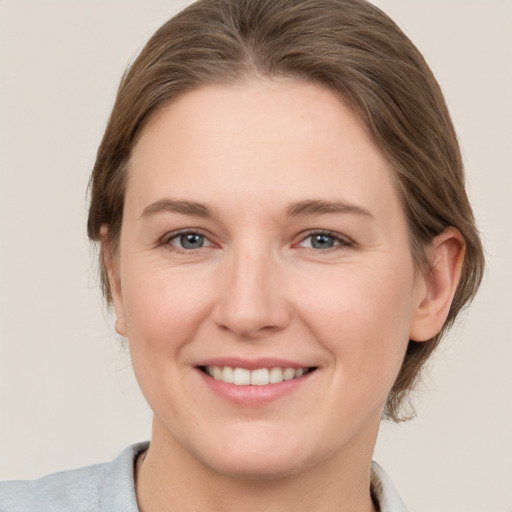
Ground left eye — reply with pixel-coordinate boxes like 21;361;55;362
168;232;212;250
298;232;347;250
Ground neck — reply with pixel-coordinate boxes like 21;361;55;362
135;419;379;512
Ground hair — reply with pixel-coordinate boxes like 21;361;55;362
87;0;484;421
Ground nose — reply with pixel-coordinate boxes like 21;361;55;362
213;245;291;339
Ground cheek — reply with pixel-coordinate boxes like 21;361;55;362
295;261;415;379
120;261;215;355
120;263;218;414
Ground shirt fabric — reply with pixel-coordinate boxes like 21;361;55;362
0;442;408;511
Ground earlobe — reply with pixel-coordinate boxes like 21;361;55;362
409;227;465;342
99;226;127;338
115;319;127;337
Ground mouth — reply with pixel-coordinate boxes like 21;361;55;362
199;365;316;386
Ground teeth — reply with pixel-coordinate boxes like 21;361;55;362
204;366;310;386
269;367;284;384
250;368;269;386
222;366;234;383
233;368;251;385
283;368;296;381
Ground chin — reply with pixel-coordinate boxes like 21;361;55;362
202;446;313;481
183;422;319;480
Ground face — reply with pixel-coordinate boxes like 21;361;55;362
110;79;426;479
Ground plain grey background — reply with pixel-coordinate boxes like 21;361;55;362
1;1;511;511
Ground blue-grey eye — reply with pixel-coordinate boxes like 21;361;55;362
298;232;347;250
180;233;204;249
169;232;210;250
310;233;336;249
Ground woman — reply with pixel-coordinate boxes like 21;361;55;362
0;0;484;510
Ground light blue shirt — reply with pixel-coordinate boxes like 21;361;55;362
0;442;407;511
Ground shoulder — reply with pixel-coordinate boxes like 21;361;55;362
0;462;107;512
0;442;148;512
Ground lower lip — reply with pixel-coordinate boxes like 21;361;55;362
196;368;315;406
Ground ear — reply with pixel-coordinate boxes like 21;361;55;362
409;227;465;342
99;226;127;337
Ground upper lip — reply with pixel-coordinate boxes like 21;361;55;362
195;357;315;371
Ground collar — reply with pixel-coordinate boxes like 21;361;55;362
371;461;408;512
100;443;407;512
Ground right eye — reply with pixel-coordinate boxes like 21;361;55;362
167;231;213;250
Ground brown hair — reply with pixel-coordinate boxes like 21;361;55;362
87;0;484;421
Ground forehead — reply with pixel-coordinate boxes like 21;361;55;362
126;79;402;225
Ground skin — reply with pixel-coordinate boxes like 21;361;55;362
104;79;464;512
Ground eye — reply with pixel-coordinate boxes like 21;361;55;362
298;231;351;250
167;231;213;250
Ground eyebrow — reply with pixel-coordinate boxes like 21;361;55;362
141;199;213;219
285;199;373;219
140;198;373;220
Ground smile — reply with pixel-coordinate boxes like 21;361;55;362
201;366;314;386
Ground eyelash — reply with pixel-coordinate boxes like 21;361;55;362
296;230;354;251
161;229;215;253
160;229;354;253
